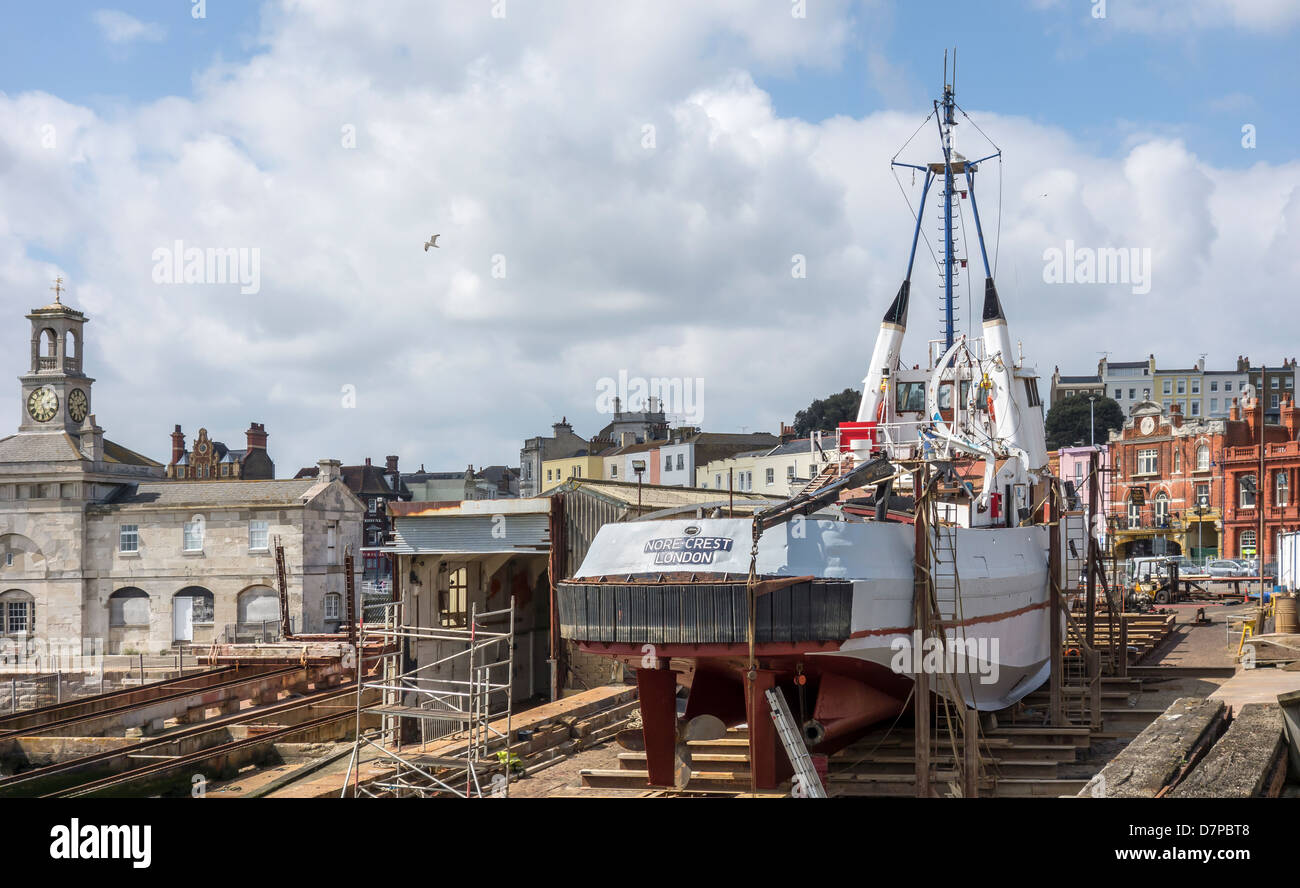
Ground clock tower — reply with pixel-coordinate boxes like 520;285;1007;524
19;278;95;438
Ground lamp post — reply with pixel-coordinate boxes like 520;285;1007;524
1089;395;1096;447
632;459;646;514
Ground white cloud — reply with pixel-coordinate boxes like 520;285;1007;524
92;9;166;45
1104;0;1300;33
1;1;1296;475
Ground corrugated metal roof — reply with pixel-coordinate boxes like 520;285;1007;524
386;513;550;554
389;498;551;518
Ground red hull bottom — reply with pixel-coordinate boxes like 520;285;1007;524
594;643;912;791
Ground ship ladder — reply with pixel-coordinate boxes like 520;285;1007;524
931;523;960;611
765;686;826;798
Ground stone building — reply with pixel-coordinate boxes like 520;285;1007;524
166;422;274;480
0;290;363;658
295;456;411;583
519;418;589;497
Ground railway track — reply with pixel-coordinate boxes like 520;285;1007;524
0;665;252;733
50;689;360;798
0;665;303;741
0;680;357;797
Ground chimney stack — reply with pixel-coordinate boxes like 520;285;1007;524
386;455;399;474
245;421;268;451
1170;402;1183;429
80;415;104;462
317;459;342;483
171;424;186;465
1229;397;1240;422
1283;394;1298;439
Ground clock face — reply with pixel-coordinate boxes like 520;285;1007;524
68;388;88;423
1140;416;1155;436
27;387;58;423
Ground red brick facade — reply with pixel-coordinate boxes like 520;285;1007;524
1106;392;1300;563
1220;393;1300;563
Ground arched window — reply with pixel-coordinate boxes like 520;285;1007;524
109;587;150;627
1154;492;1170;526
1;590;34;635
1196;443;1210;472
175;587;214;623
238;586;280;625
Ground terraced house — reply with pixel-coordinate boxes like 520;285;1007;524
0;291;363;659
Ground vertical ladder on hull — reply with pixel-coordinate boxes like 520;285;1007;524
765;687;826;798
931;522;960;621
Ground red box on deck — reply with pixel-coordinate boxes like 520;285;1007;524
837;421;877;452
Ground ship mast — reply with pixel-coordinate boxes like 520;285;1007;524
891;49;1001;352
940;50;958;350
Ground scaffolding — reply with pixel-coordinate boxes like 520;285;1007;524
342;597;515;798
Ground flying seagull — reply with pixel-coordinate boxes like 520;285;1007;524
423;234;440;251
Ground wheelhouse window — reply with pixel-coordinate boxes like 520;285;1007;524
895;382;926;413
119;524;139;553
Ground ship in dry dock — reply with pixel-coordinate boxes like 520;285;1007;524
557;66;1061;791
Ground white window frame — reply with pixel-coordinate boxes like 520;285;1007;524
1240;475;1257;509
1196;444;1210;472
1128;501;1141;530
1277;472;1289;507
183;516;205;552
119;524;139;554
248;520;270;552
1154;493;1169;525
324;592;342;621
1137;449;1158;475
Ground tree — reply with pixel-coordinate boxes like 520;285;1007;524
793;388;862;436
1045;395;1124;450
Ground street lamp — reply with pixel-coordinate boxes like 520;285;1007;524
1089;395;1096;447
632;459;646;513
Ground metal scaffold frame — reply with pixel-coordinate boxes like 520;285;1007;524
342;597;515;798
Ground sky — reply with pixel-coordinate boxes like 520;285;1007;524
0;0;1297;475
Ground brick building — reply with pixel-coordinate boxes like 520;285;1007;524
1220;391;1300;564
1106;400;1227;561
167;423;274;480
1106;388;1300;564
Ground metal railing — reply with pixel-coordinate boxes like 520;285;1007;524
220;619;298;644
